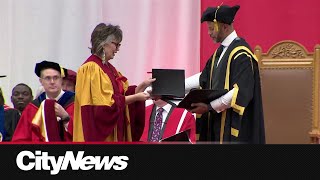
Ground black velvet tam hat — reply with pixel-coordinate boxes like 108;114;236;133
201;5;240;25
35;60;65;78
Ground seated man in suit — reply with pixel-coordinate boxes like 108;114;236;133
140;99;196;143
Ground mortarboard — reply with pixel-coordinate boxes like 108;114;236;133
151;69;185;100
35;60;65;78
201;4;240;31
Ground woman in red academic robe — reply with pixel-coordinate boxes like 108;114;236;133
73;23;154;142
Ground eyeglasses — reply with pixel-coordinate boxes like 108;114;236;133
111;42;121;49
41;75;61;82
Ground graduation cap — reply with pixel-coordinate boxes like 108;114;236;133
201;4;240;31
35;60;66;78
151;69;185;100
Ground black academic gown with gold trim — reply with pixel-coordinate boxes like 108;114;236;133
0;105;21;141
198;37;265;144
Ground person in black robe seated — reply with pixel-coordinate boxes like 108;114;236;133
11;83;33;115
0;86;21;142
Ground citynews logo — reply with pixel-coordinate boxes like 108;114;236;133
16;150;129;175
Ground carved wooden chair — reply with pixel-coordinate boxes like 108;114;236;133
254;40;320;144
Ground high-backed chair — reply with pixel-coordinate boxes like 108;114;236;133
254;40;320;144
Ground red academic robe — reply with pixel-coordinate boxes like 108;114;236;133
12;94;74;142
140;104;196;143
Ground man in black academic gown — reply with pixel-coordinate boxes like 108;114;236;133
187;4;265;144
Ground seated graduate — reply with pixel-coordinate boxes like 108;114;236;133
12;60;75;142
140;99;196;143
11;83;33;115
0;84;21;142
62;68;77;92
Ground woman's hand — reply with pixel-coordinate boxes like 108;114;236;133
135;91;151;101
125;91;151;105
135;78;156;93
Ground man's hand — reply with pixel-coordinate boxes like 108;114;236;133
189;102;209;114
54;103;69;122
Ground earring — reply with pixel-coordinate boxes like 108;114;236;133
102;50;106;65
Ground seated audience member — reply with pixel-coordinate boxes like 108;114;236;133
62;68;77;92
140;99;196;143
11;83;33;115
0;87;20;141
34;68;76;98
12;60;75;142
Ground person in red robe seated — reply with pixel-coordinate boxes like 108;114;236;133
12;60;75;142
73;23;155;142
140;99;196;144
62;68;77;92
